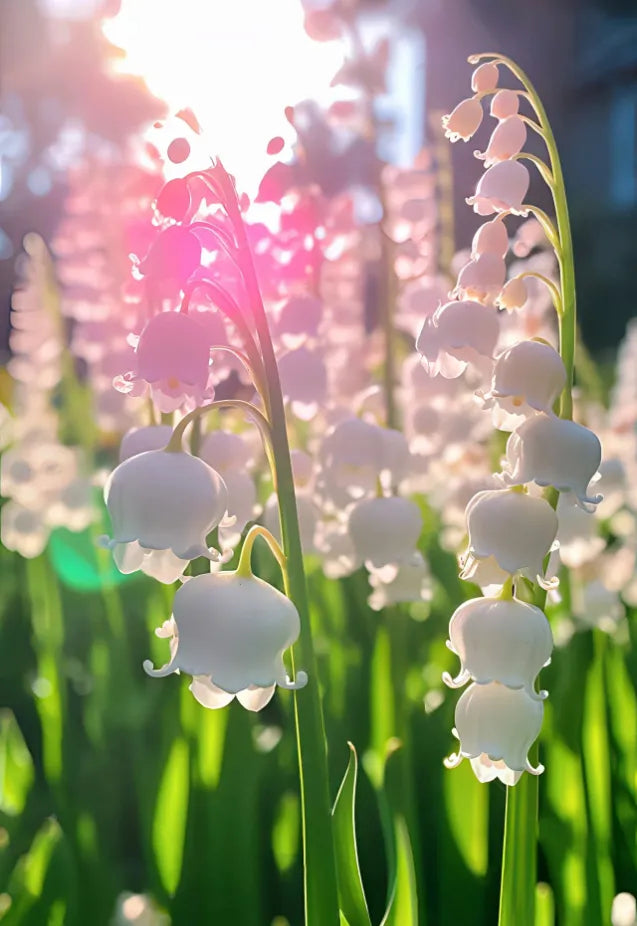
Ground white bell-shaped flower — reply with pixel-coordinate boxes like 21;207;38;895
347;495;422;568
497;413;603;510
367;551;432;611
480;339;566;430
444;596;552;698
556;493;605;568
278;346;327;420
496;276;528;311
416;300;500;378
461;488;558;588
466;160;530;216
143;571;307;695
102;449;228;577
119;425;174;462
490;89;520;119
319;417;384;497
1;500;50;558
445;682;544;783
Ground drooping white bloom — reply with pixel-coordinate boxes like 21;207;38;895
367;551;432;611
1;500;50;558
471;217;509;259
143;571;307;700
490;89;520;119
443;596;553;698
416;300;500;378
452;254;506;304
467;160;530;216
496;276;528;311
497;413;603;510
445;682;544;784
461;488;558;588
480;339;566;430
102;449;228;581
119;425;174;462
347;495;422;568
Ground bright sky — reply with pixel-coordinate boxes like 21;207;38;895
103;0;345;194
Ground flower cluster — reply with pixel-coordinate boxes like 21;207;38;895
430;57;604;784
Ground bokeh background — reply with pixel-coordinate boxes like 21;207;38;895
2;0;637;361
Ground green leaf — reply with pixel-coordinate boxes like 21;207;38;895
152;737;190;896
535;883;555;926
0;710;34;815
381;815;418;926
332;743;372;926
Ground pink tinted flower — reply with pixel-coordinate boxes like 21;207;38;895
490;89;519;119
471;217;509;259
442;98;484;142
467;161;530;216
453;254;507;304
496;276;528;311
471;62;499;92
115;312;213;413
475;116;527;167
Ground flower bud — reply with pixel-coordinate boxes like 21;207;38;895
497;413;603;510
445;682;544;783
471;217;509;259
442;98;484;142
471;62;499;92
467;160;530;216
444;596;552;697
490;89;519;119
347;495;422;568
143;571;307;697
461;488;558;587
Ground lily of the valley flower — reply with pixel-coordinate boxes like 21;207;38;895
497;413;603;510
143;571;307;702
467;160;530;216
445;682;544;784
480;339;566;430
443;596;553;698
416;299;500;378
442;98;484;142
102;448;228;581
114;311;213;413
460;488;558;589
347;495;422;569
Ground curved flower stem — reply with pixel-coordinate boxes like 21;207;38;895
513;152;555;189
469;53;576;419
517;272;563;313
236;524;286;577
224;184;340;924
166;399;274;464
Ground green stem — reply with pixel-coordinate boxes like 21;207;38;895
226;190;340;924
498;743;539;926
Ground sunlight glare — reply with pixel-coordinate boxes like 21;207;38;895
103;0;344;193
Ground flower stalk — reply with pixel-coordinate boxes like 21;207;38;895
468;52;579;926
224;177;340;925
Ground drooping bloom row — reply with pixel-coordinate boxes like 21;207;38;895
428;58;605;784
